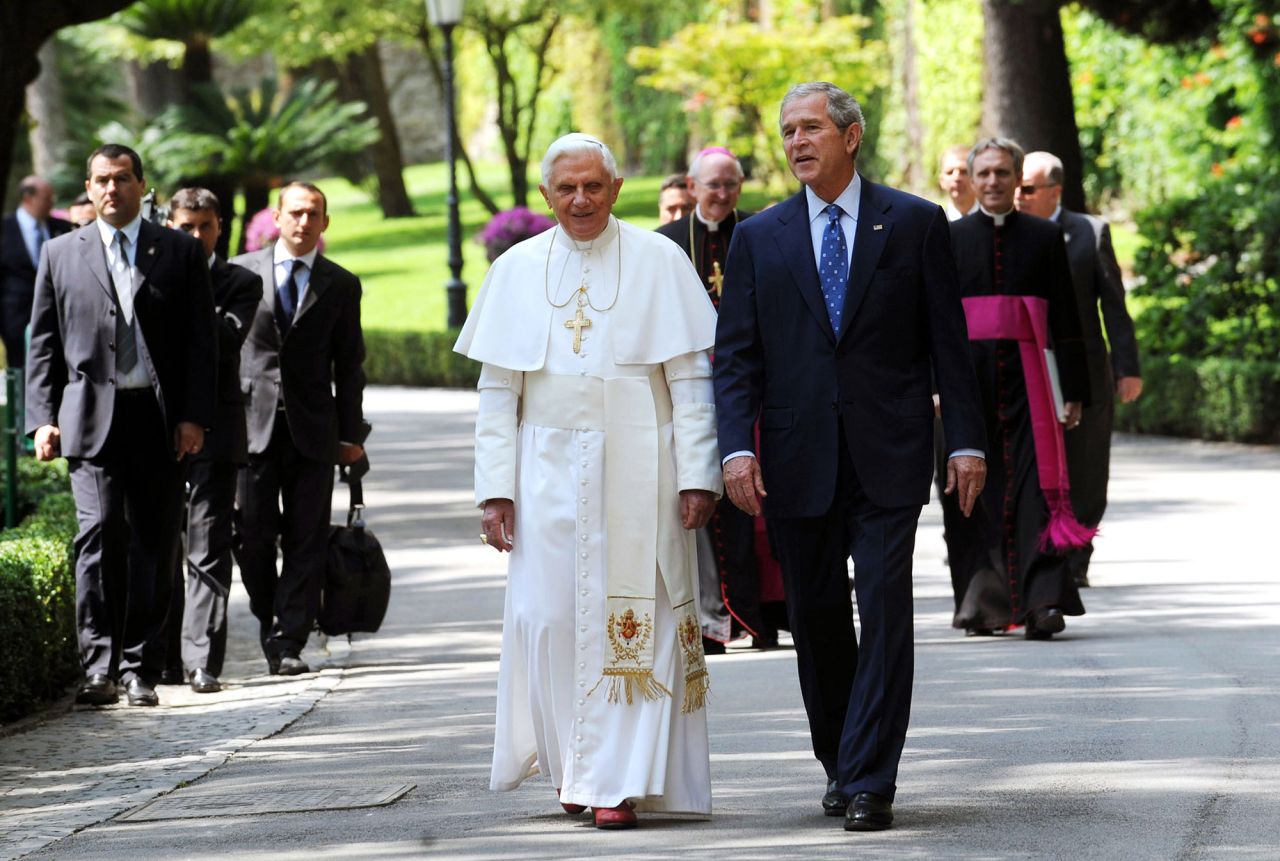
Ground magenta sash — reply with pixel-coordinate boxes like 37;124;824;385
962;295;1097;552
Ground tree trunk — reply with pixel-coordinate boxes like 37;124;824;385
239;181;272;254
416;22;499;215
900;0;924;193
25;37;67;181
0;0;134;200
347;42;415;218
980;0;1085;211
126;59;185;119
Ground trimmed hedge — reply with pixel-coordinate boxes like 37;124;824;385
363;328;479;388
1116;356;1280;444
0;461;79;724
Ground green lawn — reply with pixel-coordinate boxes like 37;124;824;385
317;163;777;333
315;163;1142;333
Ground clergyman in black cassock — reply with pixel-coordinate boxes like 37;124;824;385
943;140;1091;640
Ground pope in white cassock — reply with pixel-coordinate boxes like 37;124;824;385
454;133;723;831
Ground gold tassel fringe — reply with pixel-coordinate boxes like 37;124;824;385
592;671;672;706
682;668;709;714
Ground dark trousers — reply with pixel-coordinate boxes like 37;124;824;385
234;414;333;661
766;438;921;801
67;389;184;683
1064;353;1116;581
161;458;237;676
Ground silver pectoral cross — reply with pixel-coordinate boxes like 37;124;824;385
564;306;592;353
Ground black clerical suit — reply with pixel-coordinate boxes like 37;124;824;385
1058;209;1140;584
715;178;985;801
1;210;71;368
230;245;365;667
657;208;781;645
161;257;262;677
944;210;1090;630
25;221;216;684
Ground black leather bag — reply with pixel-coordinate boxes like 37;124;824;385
319;467;391;637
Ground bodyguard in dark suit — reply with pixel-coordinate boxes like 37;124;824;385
714;82;986;831
231;181;365;677
1;176;71;368
1016;151;1142;587
156;188;262;693
26;145;216;707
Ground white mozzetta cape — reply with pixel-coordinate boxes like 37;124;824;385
454;216;716;368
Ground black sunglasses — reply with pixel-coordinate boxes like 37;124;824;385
1018;183;1059;196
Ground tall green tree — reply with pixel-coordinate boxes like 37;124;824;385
1;0;134;201
118;0;254;92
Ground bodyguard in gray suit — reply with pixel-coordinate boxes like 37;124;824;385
231;181;365;677
1016;151;1143;588
26;144;217;707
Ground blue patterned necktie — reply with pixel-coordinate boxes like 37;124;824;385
819;203;849;334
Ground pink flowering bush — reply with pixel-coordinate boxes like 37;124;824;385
477;207;555;262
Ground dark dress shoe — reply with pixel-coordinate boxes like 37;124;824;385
592;801;637;830
1025;608;1066;640
751;631;779;650
701;636;726;656
124;677;159;707
844;791;893;831
822;779;850;816
75;674;118;706
275;656;311;676
158;667;186;686
189;668;221;693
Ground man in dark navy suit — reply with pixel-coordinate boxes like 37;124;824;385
713;82;986;831
1;176;71;369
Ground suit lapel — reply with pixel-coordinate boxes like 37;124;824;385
773;192;836;344
837;176;892;347
294;255;330;322
76;228;115;299
132;220;164;299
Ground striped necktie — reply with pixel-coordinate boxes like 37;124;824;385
111;231;139;373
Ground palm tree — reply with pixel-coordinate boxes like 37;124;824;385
145;78;380;248
118;0;255;89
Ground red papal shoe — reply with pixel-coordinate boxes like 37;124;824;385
592;801;637;830
556;788;586;815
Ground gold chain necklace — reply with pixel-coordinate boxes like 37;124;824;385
687;208;737;269
544;224;623;312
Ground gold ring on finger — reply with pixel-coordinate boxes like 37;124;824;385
480;533;489;545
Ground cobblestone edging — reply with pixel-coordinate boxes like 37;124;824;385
0;669;343;860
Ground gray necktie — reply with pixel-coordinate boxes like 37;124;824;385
112;231;138;374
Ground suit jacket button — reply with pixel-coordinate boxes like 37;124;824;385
109;308;117;316
109;342;116;350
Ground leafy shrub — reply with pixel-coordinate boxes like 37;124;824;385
0;463;78;725
363;329;479;389
1115;356;1280;444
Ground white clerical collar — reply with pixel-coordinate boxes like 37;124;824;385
805;174;861;226
553;215;619;251
979;204;1015;226
273;241;319;270
96;213;142;249
694;204;721;232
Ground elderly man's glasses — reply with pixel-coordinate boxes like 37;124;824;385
696;180;741;193
1018;183;1058;196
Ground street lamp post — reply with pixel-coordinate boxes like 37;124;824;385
426;0;468;328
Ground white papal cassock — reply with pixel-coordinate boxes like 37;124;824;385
455;216;721;813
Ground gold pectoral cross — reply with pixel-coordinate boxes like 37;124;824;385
708;260;724;298
564;306;592;353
